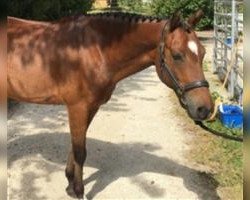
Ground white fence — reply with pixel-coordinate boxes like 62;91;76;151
213;0;243;101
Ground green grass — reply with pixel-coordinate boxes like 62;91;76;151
189;130;243;198
203;61;210;72
207;91;243;138
204;119;243;138
188;91;243;199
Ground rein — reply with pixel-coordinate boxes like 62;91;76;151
159;21;209;106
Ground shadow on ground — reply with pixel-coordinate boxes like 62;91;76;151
8;133;220;200
8;65;220;199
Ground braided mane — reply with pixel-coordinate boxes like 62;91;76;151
85;12;166;23
85;12;190;31
59;11;189;31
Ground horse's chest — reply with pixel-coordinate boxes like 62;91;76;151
97;84;116;105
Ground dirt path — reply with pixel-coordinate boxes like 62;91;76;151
8;32;221;200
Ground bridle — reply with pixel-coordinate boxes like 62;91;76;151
159;21;209;106
157;17;243;143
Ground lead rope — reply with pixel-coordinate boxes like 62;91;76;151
208;35;243;121
195;121;243;142
196;35;243;142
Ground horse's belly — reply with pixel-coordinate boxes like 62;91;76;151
7;67;63;104
8;85;63;104
8;83;63;104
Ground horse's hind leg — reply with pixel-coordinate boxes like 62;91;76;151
66;101;99;198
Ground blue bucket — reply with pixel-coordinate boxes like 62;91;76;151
225;37;232;46
219;104;243;129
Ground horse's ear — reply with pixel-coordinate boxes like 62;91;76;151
187;10;204;28
169;11;182;32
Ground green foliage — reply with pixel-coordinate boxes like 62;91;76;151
8;0;93;20
117;0;214;30
0;0;7;19
9;0;214;28
117;0;149;14
151;0;214;29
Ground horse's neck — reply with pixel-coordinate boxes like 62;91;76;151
91;19;165;82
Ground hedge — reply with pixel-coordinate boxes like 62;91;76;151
8;0;93;20
118;0;214;30
7;0;214;29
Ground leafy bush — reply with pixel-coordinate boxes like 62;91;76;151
117;0;145;13
151;0;214;29
7;0;213;29
8;0;93;20
117;0;214;30
0;0;7;19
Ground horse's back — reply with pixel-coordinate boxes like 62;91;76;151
7;17;74;104
7;15;122;105
8;16;49;26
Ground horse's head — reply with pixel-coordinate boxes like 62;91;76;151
156;10;213;121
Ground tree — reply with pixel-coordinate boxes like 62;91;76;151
8;0;93;20
151;0;214;29
108;0;118;8
0;0;7;20
117;0;214;29
117;0;145;13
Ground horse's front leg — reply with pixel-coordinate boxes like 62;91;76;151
65;148;74;183
66;101;99;198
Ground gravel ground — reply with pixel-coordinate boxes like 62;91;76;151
7;31;222;200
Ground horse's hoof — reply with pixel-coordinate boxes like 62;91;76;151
78;196;87;200
74;183;84;199
66;182;76;198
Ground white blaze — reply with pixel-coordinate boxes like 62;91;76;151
188;41;198;55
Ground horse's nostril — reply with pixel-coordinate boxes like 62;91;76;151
197;106;210;120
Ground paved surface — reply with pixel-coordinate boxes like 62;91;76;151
8;31;221;200
0;109;7;200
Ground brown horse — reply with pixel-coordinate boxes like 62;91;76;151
7;10;213;198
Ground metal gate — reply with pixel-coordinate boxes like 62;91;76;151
213;0;243;101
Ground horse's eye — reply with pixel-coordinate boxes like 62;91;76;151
172;53;183;61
